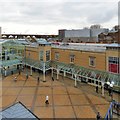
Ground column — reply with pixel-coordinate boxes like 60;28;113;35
51;67;53;78
72;73;74;78
43;71;46;82
30;66;32;76
43;62;46;82
64;71;66;77
74;74;77;87
56;69;59;80
102;82;104;97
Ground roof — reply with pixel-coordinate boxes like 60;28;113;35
1;102;39;119
36;38;51;45
52;43;120;52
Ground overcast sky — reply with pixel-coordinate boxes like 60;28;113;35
0;0;119;35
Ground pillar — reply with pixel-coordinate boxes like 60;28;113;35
43;62;46;82
56;69;59;80
51;67;53;78
72;73;74;78
102;82;104;97
43;71;46;82
30;66;32;76
74;74;77;87
64;71;66;77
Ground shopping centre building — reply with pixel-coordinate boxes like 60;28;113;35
0;38;120;93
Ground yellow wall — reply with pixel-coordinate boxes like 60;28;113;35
51;48;106;71
26;45;51;62
26;46;39;60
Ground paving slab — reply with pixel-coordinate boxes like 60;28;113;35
74;106;96;118
37;87;52;95
70;95;90;105
34;106;53;118
16;95;34;107
53;95;71;106
54;106;75;118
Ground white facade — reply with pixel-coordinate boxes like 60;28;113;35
60;27;109;42
0;27;1;39
65;29;90;38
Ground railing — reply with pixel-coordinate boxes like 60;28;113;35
104;101;120;120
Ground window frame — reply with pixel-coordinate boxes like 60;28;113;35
89;56;96;67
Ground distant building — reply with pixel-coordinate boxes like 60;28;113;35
98;29;120;44
0;27;1;39
59;26;108;43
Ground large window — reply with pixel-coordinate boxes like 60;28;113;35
89;56;96;67
46;50;50;61
39;51;44;61
108;57;120;74
70;55;75;63
55;52;59;61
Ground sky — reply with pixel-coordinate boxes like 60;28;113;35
0;0;120;35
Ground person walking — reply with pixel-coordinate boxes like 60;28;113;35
45;95;49;104
52;77;54;81
14;77;17;82
37;76;40;84
96;85;98;93
96;112;101;120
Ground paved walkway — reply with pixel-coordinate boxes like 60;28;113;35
1;72;119;119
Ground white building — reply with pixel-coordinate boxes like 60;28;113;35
59;26;109;43
0;27;1;39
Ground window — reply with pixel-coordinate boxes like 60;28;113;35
46;50;50;61
89;56;95;67
39;51;44;61
70;55;75;63
108;57;120;74
55;52;59;61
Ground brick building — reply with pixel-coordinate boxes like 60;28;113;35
1;39;119;92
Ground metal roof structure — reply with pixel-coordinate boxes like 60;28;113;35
51;61;120;87
1;102;39;119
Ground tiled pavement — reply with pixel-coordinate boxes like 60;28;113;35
1;72;119;119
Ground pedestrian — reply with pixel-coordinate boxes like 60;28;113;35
37;77;40;84
26;74;28;80
96;112;101;120
45;95;49;104
19;70;20;75
96;85;98;93
14;77;17;82
11;71;13;75
52;77;54;81
108;88;111;96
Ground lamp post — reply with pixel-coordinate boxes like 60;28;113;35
107;81;114;101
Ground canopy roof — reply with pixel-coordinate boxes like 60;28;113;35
51;61;119;86
1;102;39;119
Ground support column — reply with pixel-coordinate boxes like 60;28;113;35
56;69;59;80
64;71;66;77
102;82;104;97
74;74;77;87
72;73;74;78
43;62;46;82
30;66;32;76
51;67;53;78
43;71;46;82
